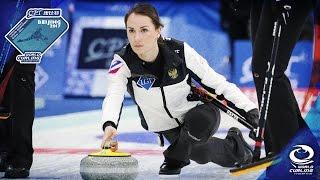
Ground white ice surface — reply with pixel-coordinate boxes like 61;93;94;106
1;106;265;179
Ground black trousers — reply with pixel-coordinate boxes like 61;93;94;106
162;103;242;167
250;0;315;154
0;58;35;169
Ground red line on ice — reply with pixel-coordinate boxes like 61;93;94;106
34;148;163;156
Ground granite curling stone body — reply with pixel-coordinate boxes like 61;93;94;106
80;149;139;180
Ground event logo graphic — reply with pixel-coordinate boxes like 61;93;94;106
289;145;314;175
5;8;69;64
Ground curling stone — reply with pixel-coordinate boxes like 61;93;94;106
80;148;138;180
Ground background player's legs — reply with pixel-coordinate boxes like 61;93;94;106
7;64;35;170
250;0;314;154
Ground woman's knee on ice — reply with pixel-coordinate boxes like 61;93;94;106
183;104;220;143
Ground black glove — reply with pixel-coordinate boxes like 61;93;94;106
246;108;259;129
271;0;292;25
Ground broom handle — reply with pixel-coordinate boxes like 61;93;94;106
252;20;282;161
191;86;256;132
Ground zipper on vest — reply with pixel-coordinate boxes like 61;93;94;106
160;86;182;126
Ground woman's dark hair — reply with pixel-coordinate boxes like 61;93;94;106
124;3;164;29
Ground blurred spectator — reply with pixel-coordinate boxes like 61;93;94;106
0;0;51;178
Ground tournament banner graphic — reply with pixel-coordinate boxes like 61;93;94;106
5;8;69;64
77;28;127;70
233;40;313;88
232;40;316;114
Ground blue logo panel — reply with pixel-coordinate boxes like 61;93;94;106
137;76;156;90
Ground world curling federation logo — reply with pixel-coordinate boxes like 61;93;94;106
289;145;314;175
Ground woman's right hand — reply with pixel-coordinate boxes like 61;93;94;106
100;126;117;149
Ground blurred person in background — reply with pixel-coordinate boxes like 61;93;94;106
230;0;318;161
0;0;51;178
220;0;314;77
250;0;318;156
100;3;260;177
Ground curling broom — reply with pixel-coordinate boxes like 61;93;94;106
230;18;283;175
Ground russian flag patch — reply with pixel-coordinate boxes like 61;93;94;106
108;60;123;74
